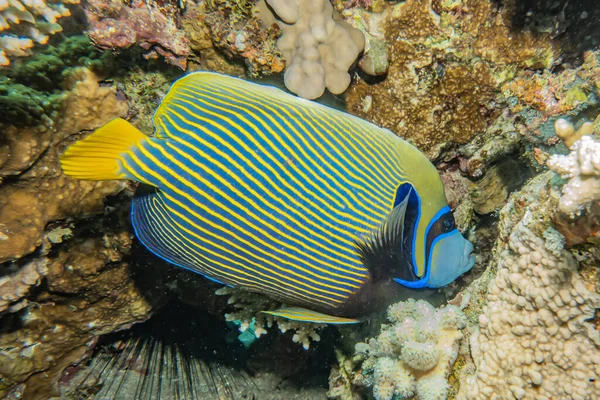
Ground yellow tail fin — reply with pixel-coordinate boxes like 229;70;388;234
60;118;146;181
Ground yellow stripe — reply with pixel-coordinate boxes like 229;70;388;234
143;195;328;306
161;103;374;234
183;84;390;217
166;93;379;227
123;160;343;306
201;82;393;212
157;114;366;261
213;80;401;195
161;139;361;265
124;151;363;297
144;138;365;278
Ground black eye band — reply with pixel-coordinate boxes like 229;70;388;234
425;211;457;267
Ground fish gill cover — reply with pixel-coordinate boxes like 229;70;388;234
1;0;599;399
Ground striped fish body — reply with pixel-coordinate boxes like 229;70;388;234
61;72;462;323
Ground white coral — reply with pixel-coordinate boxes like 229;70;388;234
215;286;325;349
0;0;79;65
356;299;465;400
261;0;365;99
458;209;600;400
547;135;600;215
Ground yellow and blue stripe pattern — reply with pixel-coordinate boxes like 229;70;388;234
60;72;471;322
124;73;412;310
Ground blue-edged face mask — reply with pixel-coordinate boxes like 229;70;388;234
395;204;475;289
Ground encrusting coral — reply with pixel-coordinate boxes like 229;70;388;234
84;0;190;69
344;0;557;158
0;67;128;263
353;299;466;400
0;0;80;66
458;172;600;400
259;0;365;99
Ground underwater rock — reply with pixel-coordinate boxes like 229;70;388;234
457;172;600;399
84;0;190;69
0;68;128;262
469;158;535;215
0;231;154;398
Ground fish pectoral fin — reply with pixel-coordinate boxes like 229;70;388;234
60;118;147;181
262;307;361;324
354;189;411;277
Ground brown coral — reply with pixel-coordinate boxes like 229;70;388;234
345;0;557;158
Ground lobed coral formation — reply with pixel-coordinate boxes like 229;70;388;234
547;135;600;216
259;0;365;99
0;0;79;66
458;173;600;400
354;299;466;400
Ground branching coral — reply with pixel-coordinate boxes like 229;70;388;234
259;0;365;99
354;299;466;400
215;286;326;350
0;0;80;66
547;135;600;216
458;172;600;400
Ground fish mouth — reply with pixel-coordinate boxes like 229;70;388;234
459;243;476;274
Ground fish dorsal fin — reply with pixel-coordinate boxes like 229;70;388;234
262;307;360;324
354;190;411;279
153;72;276;139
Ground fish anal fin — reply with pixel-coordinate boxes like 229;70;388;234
262;307;360;324
60;118;146;181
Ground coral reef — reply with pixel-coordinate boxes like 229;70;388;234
84;0;190;69
345;0;557;158
458;172;600;399
0;0;80;65
548;135;600;216
0;67;152;397
0;229;155;398
216;287;326;350
351;300;466;400
259;0;365;99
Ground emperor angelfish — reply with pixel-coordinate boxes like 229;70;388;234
60;72;475;324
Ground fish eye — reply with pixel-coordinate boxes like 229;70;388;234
442;214;456;232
